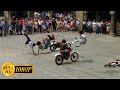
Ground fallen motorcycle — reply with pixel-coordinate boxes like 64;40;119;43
50;41;71;51
104;59;120;67
54;48;79;65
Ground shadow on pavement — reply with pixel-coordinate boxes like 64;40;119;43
39;50;60;54
80;60;93;63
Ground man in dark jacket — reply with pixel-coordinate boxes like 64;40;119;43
60;39;71;60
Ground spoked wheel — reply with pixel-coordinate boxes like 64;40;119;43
55;55;63;65
66;43;71;48
70;52;78;62
50;44;57;51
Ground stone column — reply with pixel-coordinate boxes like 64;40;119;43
96;11;100;21
49;11;52;18
30;11;34;18
83;11;88;21
27;11;30;18
4;11;11;21
72;11;76;18
76;11;83;31
109;11;115;35
27;11;34;18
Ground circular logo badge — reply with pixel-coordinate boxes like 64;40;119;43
1;62;15;77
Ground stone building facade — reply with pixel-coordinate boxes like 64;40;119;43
0;11;118;35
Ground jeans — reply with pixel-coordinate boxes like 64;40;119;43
99;27;103;34
45;39;51;49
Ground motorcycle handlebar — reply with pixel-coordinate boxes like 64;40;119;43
75;37;77;39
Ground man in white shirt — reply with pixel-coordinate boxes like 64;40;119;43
87;20;92;33
92;20;97;33
72;31;87;47
82;20;87;33
38;19;43;33
34;11;38;18
76;19;80;31
97;21;103;35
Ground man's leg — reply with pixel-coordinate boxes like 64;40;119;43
24;34;31;45
76;39;82;47
45;39;50;49
72;38;79;44
65;51;70;60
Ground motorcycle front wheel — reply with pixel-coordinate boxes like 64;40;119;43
55;55;63;65
70;52;78;62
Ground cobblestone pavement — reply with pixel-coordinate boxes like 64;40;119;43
0;32;120;79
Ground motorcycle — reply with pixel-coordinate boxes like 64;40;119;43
104;59;120;67
50;41;71;51
54;48;79;65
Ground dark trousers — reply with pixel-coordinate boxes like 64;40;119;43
20;25;23;34
38;25;42;33
88;26;92;33
0;27;2;36
12;26;15;34
45;39;51;49
24;34;31;45
82;25;87;33
52;25;56;31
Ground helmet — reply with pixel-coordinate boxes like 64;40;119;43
37;41;41;45
47;35;50;37
62;39;67;43
33;43;36;47
79;31;83;34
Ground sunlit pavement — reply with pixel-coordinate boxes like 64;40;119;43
0;32;120;79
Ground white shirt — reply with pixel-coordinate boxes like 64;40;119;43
38;20;42;25
97;22;103;27
87;21;92;27
80;34;86;39
92;22;97;27
83;21;86;25
9;25;12;30
1;20;5;26
34;12;38;16
76;20;80;25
